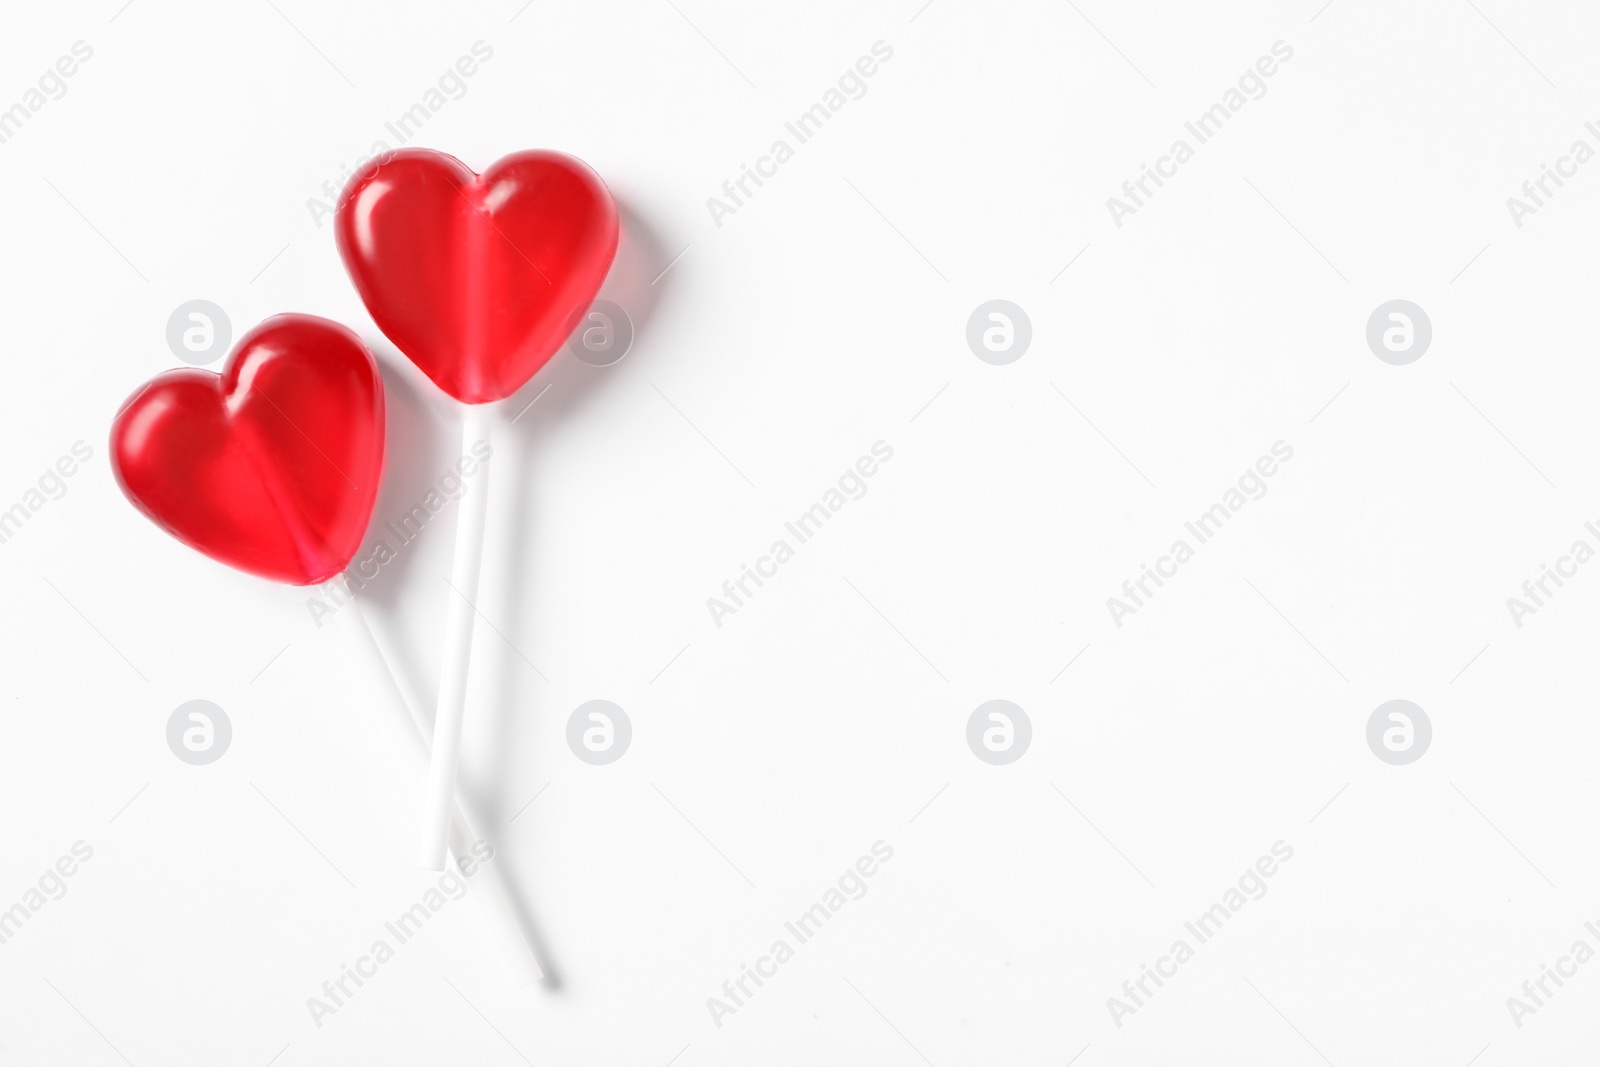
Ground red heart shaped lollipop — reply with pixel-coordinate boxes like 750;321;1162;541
110;314;385;585
335;148;620;404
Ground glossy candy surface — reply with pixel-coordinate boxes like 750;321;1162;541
336;148;619;405
110;314;385;586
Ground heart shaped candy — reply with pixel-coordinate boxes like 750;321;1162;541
110;314;385;585
335;148;620;404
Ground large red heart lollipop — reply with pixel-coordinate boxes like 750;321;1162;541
110;314;385;585
335;148;620;404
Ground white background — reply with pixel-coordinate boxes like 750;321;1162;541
1;0;1598;1063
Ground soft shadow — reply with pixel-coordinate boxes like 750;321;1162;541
348;346;457;717
595;198;674;335
360;346;456;609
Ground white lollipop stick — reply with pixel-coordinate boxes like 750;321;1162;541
420;402;494;870
321;573;541;987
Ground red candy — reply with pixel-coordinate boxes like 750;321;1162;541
336;148;620;405
110;314;385;586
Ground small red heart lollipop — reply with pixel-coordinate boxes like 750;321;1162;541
110;313;385;585
335;148;620;404
110;311;542;982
